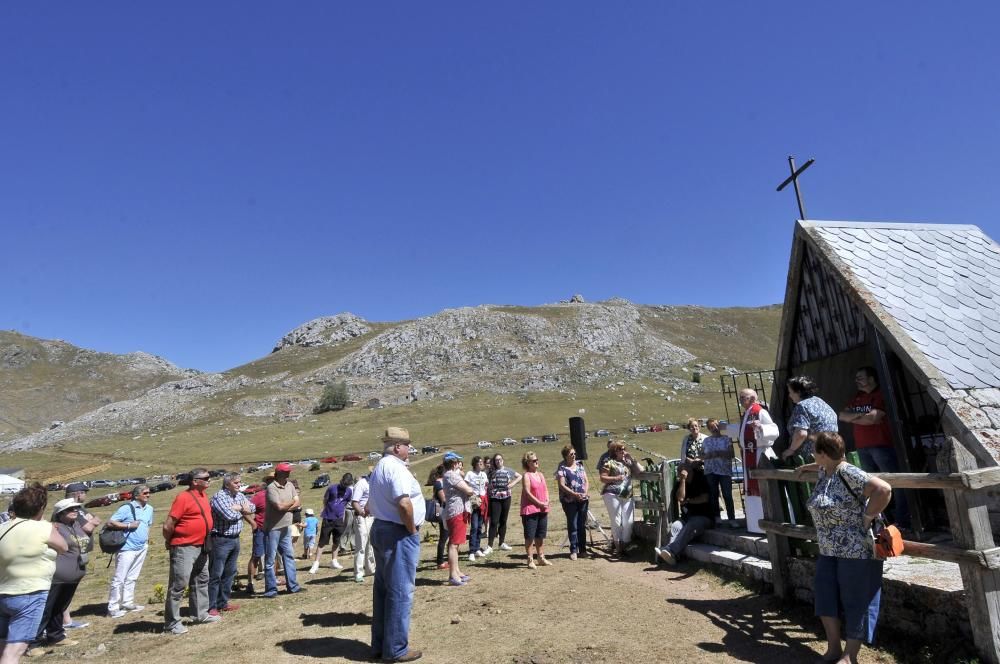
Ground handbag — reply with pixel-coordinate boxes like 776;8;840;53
837;470;904;558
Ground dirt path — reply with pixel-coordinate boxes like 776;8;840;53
59;537;902;664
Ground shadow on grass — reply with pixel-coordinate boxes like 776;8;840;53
301;611;371;628
279;635;372;660
70;602;112;617
306;575;353;586
112;620;165;635
666;594;820;661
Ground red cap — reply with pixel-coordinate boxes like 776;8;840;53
275;462;294;473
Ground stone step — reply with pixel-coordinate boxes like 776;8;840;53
682;542;773;584
700;527;771;558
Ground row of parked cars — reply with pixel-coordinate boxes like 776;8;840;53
475;434;560;449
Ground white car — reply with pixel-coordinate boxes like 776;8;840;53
367;451;383;461
476;440;493;449
298;459;318;466
408;445;419;455
500;437;517;446
257;462;274;470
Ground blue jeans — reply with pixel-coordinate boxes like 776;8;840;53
561;500;589;555
209;535;241;610
264;526;301;595
371;520;420;661
0;590;47;644
667;515;713;559
858;447;911;527
469;509;483;553
814;555;883;642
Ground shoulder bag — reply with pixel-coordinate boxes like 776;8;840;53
837;470;904;559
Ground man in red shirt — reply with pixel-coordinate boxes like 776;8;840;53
162;468;218;635
838;366;911;527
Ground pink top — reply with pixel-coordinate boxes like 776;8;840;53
519;472;549;516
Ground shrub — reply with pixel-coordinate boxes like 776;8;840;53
309;462;320;471
315;381;349;414
692;371;702;384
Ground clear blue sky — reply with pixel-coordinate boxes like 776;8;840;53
3;3;999;372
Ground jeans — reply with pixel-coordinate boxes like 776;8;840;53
706;473;735;521
469;508;483;552
487;497;511;547
602;493;635;544
108;545;148;612
264;526;301;595
858;447;911;527
561;500;589;555
209;536;241;610
0;590;47;644
35;582;79;645
352;515;376;577
667;516;713;559
165;544;210;628
815;555;884;642
371;520;420;661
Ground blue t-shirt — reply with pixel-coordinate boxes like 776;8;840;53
303;515;319;537
110;501;154;552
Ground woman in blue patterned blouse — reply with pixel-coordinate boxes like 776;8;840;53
782;376;839;461
796;432;891;664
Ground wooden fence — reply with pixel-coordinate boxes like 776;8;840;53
752;439;1000;664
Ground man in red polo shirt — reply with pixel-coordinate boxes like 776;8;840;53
162;468;218;635
839;366;911;528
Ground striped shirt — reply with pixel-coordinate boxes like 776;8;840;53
210;488;255;537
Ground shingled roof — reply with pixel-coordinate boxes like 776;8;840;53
803;221;1000;391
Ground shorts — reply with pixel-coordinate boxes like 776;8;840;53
446;514;468;544
814;555;884;642
252;529;266;558
318;518;346;547
522;512;548;541
0;590;48;643
303;534;316;550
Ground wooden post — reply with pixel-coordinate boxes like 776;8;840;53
942;438;1000;664
758;457;791;600
657;462;674;557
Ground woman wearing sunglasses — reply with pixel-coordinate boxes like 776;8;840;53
519;453;551;569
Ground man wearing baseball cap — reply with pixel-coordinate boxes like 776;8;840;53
367;427;425;662
262;463;303;598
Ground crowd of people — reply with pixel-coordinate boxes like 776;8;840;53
0;368;907;664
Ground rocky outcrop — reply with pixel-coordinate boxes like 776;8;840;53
272;314;371;352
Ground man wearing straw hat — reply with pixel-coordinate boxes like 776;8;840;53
367;427;425;663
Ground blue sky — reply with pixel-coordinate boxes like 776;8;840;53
3;3;999;372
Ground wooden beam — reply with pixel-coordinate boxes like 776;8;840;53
633;500;665;513
750;467;1000;491
634;471;662;482
758;457;791;600
941;440;1000;664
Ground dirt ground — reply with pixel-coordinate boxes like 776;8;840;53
32;501;906;664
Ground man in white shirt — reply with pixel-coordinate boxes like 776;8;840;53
350;471;376;583
367;427;425;663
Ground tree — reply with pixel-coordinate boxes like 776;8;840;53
315;381;349;414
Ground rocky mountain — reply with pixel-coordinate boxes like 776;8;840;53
1;300;781;451
0;331;194;441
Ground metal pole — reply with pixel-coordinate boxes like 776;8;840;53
789;155;807;220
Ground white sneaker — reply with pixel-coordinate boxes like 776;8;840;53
468;552;476;562
122;604;144;612
499;543;512;551
480;547;492;556
331;559;343;570
108;609;127;619
308;562;319;574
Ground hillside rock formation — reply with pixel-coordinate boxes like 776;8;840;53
272;313;371;352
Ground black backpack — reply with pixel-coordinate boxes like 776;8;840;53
98;504;136;555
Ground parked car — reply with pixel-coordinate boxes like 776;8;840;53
240;483;263;495
541;434;558;442
521;436;539;444
150;481;177;493
257;462;274;470
45;483;65;492
206;469;227;478
421;445;440;454
408;446;420;455
666;424;681;430
594;429;611;437
649;425;664;433
118;491;133;501
85;496;114;508
321;456;338;464
312;473;331;489
90;479;117;488
176;472;192;486
342;454;362;462
476;440;493;449
367;451;383;461
299;459;318;466
500;438;517;446
631;425;649;434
